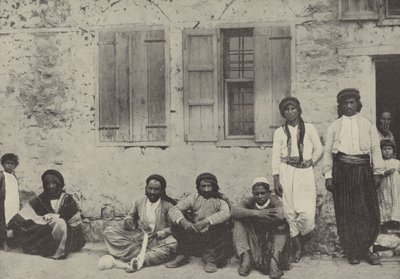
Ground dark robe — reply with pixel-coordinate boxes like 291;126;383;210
8;191;86;258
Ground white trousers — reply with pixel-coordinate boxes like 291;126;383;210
279;164;316;238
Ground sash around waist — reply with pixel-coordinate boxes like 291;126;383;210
334;152;370;165
281;157;313;169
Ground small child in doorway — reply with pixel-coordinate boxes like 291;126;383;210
377;140;400;230
0;153;20;250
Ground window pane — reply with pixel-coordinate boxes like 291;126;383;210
227;82;254;136
388;0;400;16
223;29;254;79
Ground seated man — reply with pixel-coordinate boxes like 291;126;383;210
103;174;177;272
166;172;231;273
232;177;290;279
8;169;86;259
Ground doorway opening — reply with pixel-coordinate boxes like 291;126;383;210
375;55;400;159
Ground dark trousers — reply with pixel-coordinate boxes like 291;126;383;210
171;222;231;266
332;153;380;258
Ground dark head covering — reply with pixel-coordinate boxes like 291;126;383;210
1;153;19;166
42;169;65;188
279;96;302;117
145;174;176;205
195;172;231;208
337;88;360;103
196;172;218;189
146;174;167;191
278;97;306;162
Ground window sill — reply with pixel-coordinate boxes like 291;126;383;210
96;141;169;148
377;18;400;26
216;139;272;148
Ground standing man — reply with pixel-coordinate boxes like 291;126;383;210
166;173;231;273
324;88;384;265
272;97;323;262
232;177;290;279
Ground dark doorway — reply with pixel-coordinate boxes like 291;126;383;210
375;56;400;159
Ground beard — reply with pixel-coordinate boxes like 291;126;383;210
146;192;161;203
199;190;215;199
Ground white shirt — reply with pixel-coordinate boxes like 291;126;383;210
145;198;160;232
338;114;363;155
272;123;323;175
255;199;270;210
325;113;368;179
4;172;19;224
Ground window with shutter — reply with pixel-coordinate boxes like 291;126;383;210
378;0;400;25
339;0;379;20
97;28;169;146
183;25;292;146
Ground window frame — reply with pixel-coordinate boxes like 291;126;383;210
216;22;295;147
221;28;256;140
338;0;379;21
378;0;400;25
95;25;171;147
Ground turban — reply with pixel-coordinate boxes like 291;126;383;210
196;172;218;187
42;169;65;188
279;97;302;117
146;174;167;190
337;88;360;103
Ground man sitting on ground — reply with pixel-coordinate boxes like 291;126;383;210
166;173;231;273
232;177;290;279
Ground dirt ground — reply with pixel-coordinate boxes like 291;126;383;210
0;243;399;279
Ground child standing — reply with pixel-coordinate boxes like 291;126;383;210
378;140;400;225
0;153;20;249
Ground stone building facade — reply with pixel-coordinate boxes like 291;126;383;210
1;0;399;254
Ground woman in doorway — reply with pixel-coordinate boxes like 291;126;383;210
377;108;395;143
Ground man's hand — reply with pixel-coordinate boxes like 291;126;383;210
44;213;60;223
325;178;334;193
374;175;382;190
148;232;160;240
256;208;278;220
273;175;283;197
384;168;396;177
193;219;210;232
180;218;198;232
124;218;135;230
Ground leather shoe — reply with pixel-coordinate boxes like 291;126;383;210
364;252;380;265
347;257;360;265
165;255;190;268
205;262;218;273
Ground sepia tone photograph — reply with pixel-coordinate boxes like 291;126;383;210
0;0;399;278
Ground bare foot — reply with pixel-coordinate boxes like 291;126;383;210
126;258;139;273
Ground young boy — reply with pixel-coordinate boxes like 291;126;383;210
0;153;20;250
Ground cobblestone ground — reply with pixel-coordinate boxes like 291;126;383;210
1;243;399;279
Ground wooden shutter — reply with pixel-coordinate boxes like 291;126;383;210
183;29;218;142
98;31;131;142
98;29;167;144
254;26;291;142
339;0;379;20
